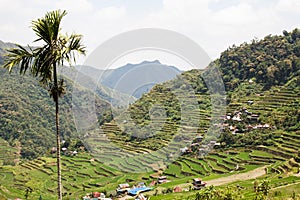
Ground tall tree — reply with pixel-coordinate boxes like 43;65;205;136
3;10;85;200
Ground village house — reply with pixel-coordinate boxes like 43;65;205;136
192;178;207;190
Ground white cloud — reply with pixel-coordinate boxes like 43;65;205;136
276;0;300;12
94;6;126;19
1;0;300;66
212;3;255;25
55;0;93;14
138;0;299;60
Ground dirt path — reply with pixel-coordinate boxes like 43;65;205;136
293;173;300;178
270;181;300;191
173;166;267;190
269;173;300;191
205;166;267;186
118;166;268;199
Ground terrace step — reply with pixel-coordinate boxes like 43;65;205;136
254;146;293;159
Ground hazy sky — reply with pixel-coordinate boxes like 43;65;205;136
1;0;300;69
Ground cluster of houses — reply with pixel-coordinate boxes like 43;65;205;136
115;182;152;200
80;174;208;200
179;103;274;157
115;176;171;195
82;192;112;200
50;140;87;156
51;146;79;156
221;107;271;134
180;135;221;157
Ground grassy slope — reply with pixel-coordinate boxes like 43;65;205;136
0;29;300;199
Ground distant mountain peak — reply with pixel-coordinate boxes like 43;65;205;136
99;60;182;98
140;60;161;65
123;60;162;69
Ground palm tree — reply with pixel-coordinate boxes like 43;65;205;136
3;10;85;200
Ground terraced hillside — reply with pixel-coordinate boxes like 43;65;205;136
0;142;299;199
82;69;216;172
0;153;127;199
159;81;300;180
1;29;300;199
84;77;299;168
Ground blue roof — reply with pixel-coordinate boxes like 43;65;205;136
128;187;152;195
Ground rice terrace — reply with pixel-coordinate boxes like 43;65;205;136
0;1;300;200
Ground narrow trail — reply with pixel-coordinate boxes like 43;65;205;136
119;166;273;199
173;166;267;190
270;181;300;191
205;166;267;186
270;174;300;191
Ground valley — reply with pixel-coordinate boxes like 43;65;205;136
0;28;300;199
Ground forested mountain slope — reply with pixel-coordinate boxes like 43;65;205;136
0;42;112;160
97;28;300;163
218;29;300;90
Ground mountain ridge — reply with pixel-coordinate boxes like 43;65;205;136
0;28;299;160
76;60;182;98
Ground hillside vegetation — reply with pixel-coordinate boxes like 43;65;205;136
0;29;300;199
219;29;300;90
0;56;112;160
99;28;300;154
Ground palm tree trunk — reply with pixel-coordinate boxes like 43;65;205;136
53;63;62;200
56;100;62;200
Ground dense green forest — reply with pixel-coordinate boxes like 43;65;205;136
0;58;112;160
219;29;300;90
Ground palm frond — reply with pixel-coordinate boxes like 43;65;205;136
3;44;35;74
58;33;86;66
31;45;54;84
32;10;67;45
3;9;85;85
